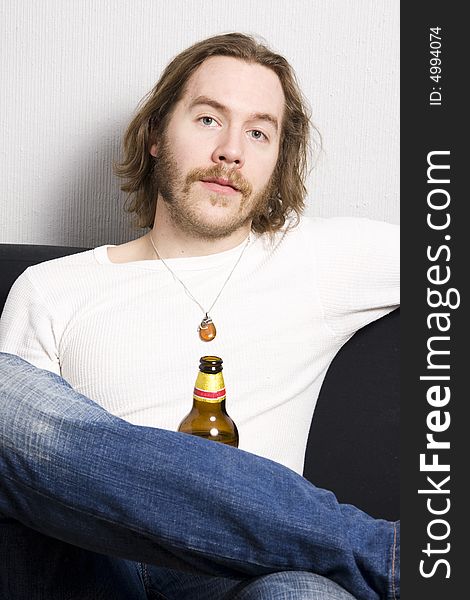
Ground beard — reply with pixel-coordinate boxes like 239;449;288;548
152;136;277;240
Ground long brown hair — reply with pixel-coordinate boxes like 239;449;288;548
115;33;313;234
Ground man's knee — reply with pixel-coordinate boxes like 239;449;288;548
0;352;113;466
231;571;357;600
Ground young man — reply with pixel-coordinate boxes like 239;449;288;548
0;34;399;599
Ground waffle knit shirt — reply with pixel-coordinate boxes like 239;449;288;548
0;217;399;474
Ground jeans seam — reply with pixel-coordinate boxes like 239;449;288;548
391;522;398;600
139;562;150;593
139;563;170;600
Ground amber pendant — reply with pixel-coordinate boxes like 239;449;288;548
198;314;216;342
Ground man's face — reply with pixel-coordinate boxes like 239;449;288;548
150;56;285;239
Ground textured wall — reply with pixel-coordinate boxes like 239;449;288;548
0;0;399;247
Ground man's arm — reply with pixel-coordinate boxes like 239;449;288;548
309;217;399;339
0;268;61;373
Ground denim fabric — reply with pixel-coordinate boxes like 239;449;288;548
0;353;399;600
228;571;357;599
144;565;357;599
0;517;147;599
0;520;355;600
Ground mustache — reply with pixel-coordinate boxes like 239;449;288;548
184;165;252;196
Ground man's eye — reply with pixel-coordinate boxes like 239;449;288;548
250;130;267;141
200;117;217;127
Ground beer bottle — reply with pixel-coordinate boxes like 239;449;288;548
178;356;239;447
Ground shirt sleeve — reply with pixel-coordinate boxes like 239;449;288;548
309;217;400;339
0;269;61;374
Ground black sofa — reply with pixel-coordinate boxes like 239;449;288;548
0;243;399;521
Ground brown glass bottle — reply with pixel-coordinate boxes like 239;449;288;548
177;356;239;447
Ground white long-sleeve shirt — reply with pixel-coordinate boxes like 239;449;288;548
0;217;399;474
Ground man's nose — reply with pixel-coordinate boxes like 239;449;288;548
211;128;245;169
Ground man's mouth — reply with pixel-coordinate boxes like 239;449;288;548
200;178;240;195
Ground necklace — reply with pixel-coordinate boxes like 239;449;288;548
148;232;251;342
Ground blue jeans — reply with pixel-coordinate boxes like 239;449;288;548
1;519;357;599
0;353;399;599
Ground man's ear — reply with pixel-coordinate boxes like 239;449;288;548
149;143;158;157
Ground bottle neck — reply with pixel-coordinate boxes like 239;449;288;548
193;371;226;404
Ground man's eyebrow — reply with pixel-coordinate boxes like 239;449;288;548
188;95;279;132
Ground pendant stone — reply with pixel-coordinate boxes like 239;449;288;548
198;315;216;342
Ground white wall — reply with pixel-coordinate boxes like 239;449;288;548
0;0;399;247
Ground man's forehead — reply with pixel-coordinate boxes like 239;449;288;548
181;56;285;121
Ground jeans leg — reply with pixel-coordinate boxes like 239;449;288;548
0;353;399;600
142;566;357;600
0;516;147;600
229;571;358;599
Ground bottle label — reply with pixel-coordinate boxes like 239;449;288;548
193;386;226;403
